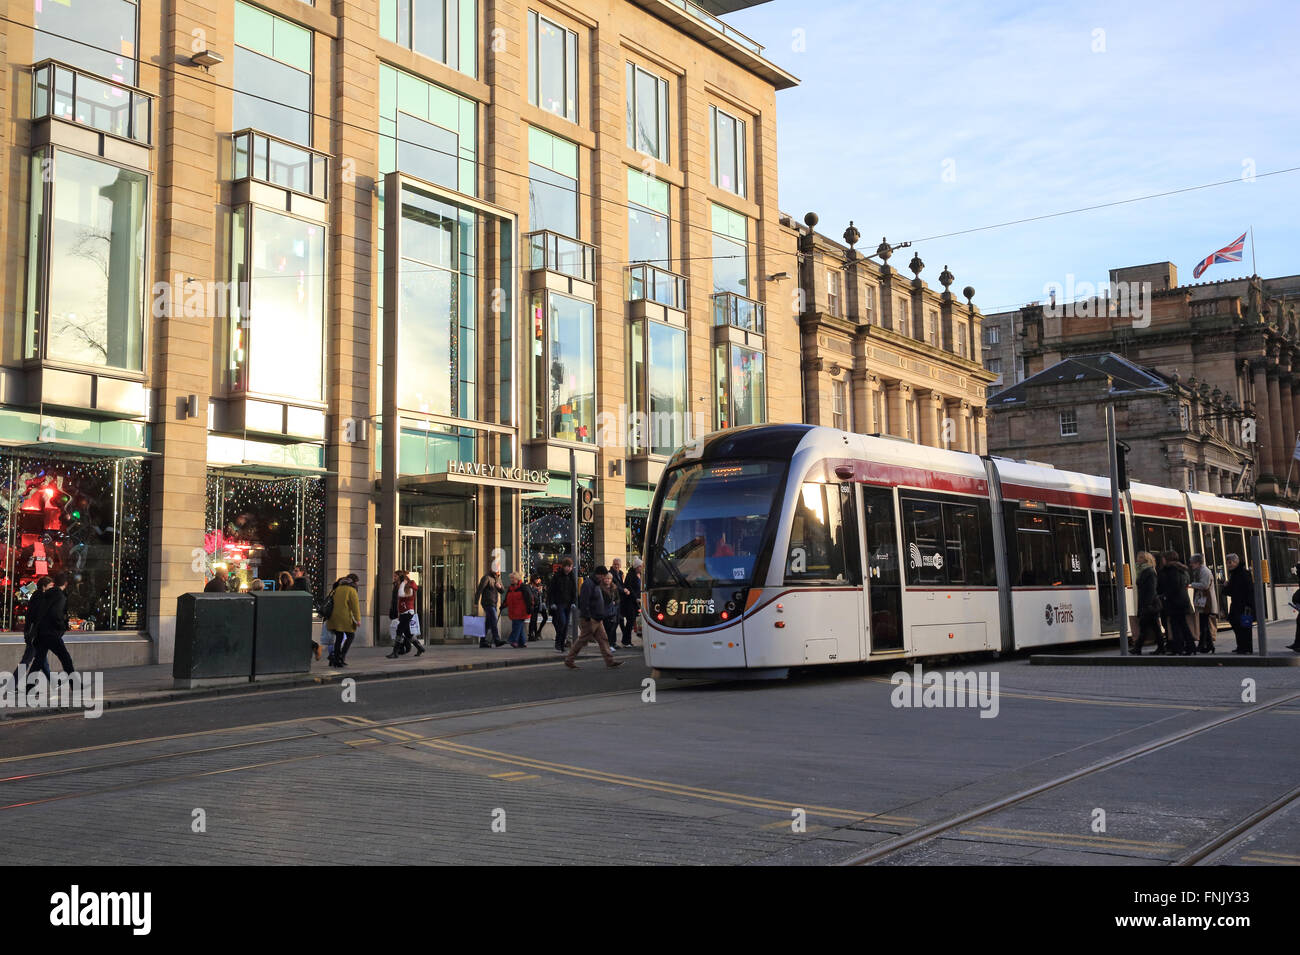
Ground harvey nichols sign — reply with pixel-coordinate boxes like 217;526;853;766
448;460;549;487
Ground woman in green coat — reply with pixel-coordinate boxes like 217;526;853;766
326;574;361;667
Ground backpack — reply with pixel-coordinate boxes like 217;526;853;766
320;588;335;620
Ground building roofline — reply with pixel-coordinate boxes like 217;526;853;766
627;0;799;90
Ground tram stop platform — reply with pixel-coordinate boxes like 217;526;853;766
1031;631;1300;667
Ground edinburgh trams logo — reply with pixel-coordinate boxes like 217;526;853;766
666;597;716;616
908;543;944;571
1045;602;1076;626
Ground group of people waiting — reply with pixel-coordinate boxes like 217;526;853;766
1134;549;1300;655
471;557;643;662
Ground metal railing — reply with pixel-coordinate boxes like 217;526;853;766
712;291;765;335
32;59;152;145
233;129;329;200
626;264;687;309
525;230;596;282
663;0;765;54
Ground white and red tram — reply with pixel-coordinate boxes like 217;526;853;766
641;424;1300;678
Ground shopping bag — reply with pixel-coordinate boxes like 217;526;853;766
463;615;486;639
320;622;335;648
388;618;399;642
408;612;421;637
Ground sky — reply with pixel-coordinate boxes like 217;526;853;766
725;0;1300;315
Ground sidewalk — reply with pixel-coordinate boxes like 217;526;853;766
1031;629;1300;667
1;632;646;718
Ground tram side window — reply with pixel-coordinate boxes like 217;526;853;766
1139;520;1190;563
1053;514;1092;586
1270;534;1300;584
902;498;945;585
1015;511;1056;586
785;483;861;585
943;502;994;586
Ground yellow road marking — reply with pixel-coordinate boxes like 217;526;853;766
759;819;828;832
490;771;527;779
959;825;1183;852
1241;854;1300;865
344;738;383;747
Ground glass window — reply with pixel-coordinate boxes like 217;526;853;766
231;207;326;402
944;501;995;586
528;10;578;121
627;63;669;162
234;2;312;145
897;298;910;335
863;285;875;323
832;379;846;430
628;168;670;267
1060;409;1078;436
528;127;579;237
709;105;746;196
1053;514;1091;586
37;151;147;371
715;344;765;430
902;498;945;585
827;270;841;317
532;292;595;442
988;325;1000;344
1271;534;1300;585
988;358;1002;375
1014;510;1056;586
34;0;138;85
381;0;476;76
379;65;477;196
711;203;748;296
786;483;860;585
928;310;938;345
646;322;687;455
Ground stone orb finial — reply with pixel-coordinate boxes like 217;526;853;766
804;211;819;229
962;285;975;303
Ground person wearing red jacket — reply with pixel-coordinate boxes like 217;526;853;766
504;572;535;648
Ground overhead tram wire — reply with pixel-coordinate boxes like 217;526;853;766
13;17;1300;276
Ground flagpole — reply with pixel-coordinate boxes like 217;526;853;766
1250;225;1257;276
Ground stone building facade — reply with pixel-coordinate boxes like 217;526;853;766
990;261;1300;500
783;215;996;450
0;0;798;667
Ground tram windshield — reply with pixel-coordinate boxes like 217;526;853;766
647;460;786;588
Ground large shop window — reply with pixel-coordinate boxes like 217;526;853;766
531;292;595;442
528;10;578;122
709;105;746;197
528;128;579;237
233;2;312;146
626;63;669;162
395;185;477;417
711;204;749;297
381;0;477;78
901;496;996;587
204;473;325;601
628;168;670;268
229;206;326;402
629;320;687;456
1012;508;1093;587
380;65;477;195
34;0;138;85
785;483;861;585
714;344;765;430
25;149;147;372
1;454;150;634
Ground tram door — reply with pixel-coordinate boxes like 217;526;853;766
1090;513;1119;633
863;487;904;652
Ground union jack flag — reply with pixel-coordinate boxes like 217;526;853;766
1192;232;1246;279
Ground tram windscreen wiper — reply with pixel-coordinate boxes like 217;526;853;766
657;546;691;588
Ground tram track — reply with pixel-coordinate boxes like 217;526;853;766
839;687;1300;866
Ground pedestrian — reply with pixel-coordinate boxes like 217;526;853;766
527;574;549;642
250;578;265;592
1156;550;1194;655
14;576;53;680
204;565;231;593
505;572;534;648
473;567;506;648
1289;563;1300;653
547;557;577;653
27;572;75;683
601;569;620;650
1224;553;1255;654
619;558;642;648
564;566;623;670
388;570;425;658
1132;551;1163;655
292;565;310;592
277;571;293;591
1187;553;1218;654
326;574;361;667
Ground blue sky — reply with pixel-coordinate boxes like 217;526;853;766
726;0;1300;314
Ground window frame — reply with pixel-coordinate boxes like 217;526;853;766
1060;409;1078;436
233;1;314;148
900;493;996;588
783;482;862;586
708;104;747;197
528;9;579;122
626;62;670;163
827;269;841;317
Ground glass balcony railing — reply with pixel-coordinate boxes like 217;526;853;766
32;59;152;145
233;129;329;200
664;0;765;55
626;264;687;310
712;291;765;335
526;231;596;282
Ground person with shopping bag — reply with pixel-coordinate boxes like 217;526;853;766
387;570;425;658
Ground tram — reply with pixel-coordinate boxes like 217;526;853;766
641;424;1300;678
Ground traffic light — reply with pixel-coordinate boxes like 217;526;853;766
1117;440;1130;490
580;488;595;523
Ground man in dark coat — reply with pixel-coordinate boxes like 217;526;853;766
204;565;231;593
1224;553;1255;654
564;567;622;670
1157;550;1194;655
28;572;75;681
547;558;578;652
619;559;643;648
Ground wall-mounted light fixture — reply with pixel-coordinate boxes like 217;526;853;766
190;49;224;69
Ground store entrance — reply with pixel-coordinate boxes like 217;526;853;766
399;527;473;643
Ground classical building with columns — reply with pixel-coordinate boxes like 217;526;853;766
782;214;996;451
1001;261;1300;500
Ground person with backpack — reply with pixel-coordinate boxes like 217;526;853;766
474;567;506;649
1132;551;1163;655
1157;550;1194;655
325;574;361;667
504;572;535;648
547;558;577;652
388;570;425;658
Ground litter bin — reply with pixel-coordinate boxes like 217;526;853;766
173;593;255;687
251;590;314;675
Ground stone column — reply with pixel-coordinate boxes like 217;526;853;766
1252;359;1275;479
1268;367;1286;481
851;367;870;435
1281;373;1297;478
920;390;942;449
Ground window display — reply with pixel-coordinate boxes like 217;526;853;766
203;474;325;601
